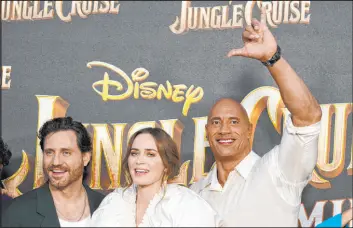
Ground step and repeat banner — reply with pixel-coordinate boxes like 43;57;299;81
1;1;352;226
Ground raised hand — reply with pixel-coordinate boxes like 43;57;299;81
227;7;278;62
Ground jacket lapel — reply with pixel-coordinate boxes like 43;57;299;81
36;183;61;227
84;184;102;215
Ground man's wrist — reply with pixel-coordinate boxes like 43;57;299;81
261;45;281;67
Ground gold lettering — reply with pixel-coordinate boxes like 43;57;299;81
89;123;127;190
43;1;54;19
289;1;301;23
310;170;331;189
187;7;198;30
210;6;221;28
183;85;204;117
169;1;190;35
133;82;139;99
241;86;284;146
11;1;23;20
82;1;93;16
131;68;149;82
232;4;244;28
317;104;351;178
199;7;211;29
156;81;173;100
272;1;284;25
92;1;99;14
55;1;72;22
99;1;110;14
22;1;33;20
109;1;120;14
189;116;208;184
244;0;256;26
32;0;43;20
88;61;134;101
262;2;277;28
221;6;232;29
283;0;290;23
71;1;87;18
90;62;203;116
300;1;311;24
172;85;187;103
1;1;12;21
140;82;158;100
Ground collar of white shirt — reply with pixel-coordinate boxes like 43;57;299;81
204;151;260;191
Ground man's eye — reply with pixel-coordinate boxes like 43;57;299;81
45;151;53;156
212;120;220;125
63;151;70;156
231;120;239;124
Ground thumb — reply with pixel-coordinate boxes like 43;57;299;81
227;47;247;57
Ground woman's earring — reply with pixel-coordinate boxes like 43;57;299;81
163;174;168;185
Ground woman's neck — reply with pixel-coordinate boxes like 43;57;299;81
135;181;163;227
136;181;163;204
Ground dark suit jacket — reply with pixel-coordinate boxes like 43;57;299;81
1;182;105;227
1;192;13;212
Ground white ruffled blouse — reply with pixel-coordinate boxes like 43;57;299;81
90;183;223;227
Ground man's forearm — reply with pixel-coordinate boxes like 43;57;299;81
266;57;322;127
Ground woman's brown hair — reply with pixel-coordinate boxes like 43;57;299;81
122;127;180;188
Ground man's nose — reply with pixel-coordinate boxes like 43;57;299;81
52;153;62;165
220;122;231;133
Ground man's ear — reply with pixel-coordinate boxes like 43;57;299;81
83;152;91;167
248;123;253;138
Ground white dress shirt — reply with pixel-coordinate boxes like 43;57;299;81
90;183;223;227
59;216;91;227
191;114;321;226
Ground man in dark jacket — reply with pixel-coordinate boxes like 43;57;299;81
2;117;105;227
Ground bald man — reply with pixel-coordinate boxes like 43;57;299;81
190;8;322;227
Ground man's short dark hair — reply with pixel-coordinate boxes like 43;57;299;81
0;138;12;167
38;117;92;181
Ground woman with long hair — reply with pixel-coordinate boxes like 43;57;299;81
91;127;222;227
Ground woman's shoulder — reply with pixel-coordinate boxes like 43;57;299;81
165;184;212;205
91;187;136;227
161;184;223;226
100;187;135;207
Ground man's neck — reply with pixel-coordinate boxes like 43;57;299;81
49;180;85;202
215;149;251;187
